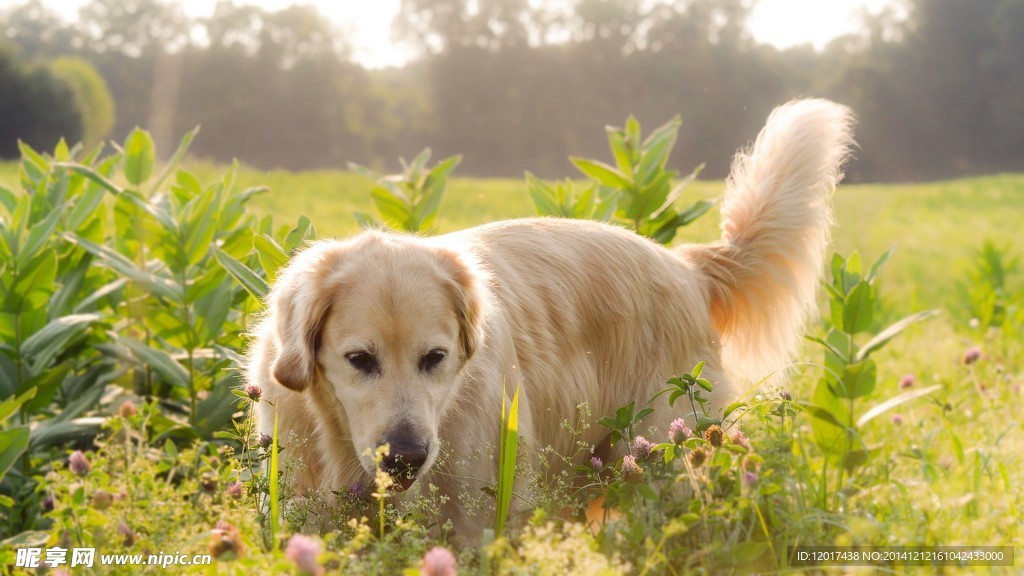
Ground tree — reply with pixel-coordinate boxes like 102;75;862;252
0;42;83;158
48;57;116;149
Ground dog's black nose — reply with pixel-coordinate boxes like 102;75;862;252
379;434;428;491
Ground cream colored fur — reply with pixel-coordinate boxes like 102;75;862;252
248;98;854;538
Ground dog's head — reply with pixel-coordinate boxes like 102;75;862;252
266;233;486;490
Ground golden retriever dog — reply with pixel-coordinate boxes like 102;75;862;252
248;98;854;537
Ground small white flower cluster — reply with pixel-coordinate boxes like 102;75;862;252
515;521;630;575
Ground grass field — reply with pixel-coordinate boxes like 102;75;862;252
1;156;1021;573
5;160;1020;314
204;163;1022;319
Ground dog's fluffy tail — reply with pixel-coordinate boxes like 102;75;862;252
683;99;855;383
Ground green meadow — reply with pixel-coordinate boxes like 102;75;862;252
1;153;1021;573
201;163;1022;316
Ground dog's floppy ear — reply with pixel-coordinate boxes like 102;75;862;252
268;244;343;391
435;248;487;360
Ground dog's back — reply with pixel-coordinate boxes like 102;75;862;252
445;99;854;458
447;218;725;456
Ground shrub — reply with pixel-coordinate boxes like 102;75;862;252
47;57;116;150
530;115;711;244
0;44;83;159
0;127;308;539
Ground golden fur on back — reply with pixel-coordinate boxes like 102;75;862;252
248;99;855;537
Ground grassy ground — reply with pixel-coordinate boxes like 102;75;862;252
201;163;1022;318
1;158;1021;573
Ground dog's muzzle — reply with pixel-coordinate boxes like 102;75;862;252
378;431;429;491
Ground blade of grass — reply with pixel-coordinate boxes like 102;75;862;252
495;383;520;536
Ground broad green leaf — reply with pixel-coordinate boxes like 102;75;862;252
625;116;641;153
650;199;713;244
214;248;269;300
842;447;875;472
370;184;413;230
53;138;70;162
60;163;123;196
570;157;633;190
123;190;177;234
0;186;15;212
526;173;561;216
64;233;181;300
723;401;747;419
866;246;894;282
21;364;70;412
254;234;289;282
606;128;634;176
123;128;155;186
193;375;239;438
841;251;862;293
417;155;460;230
65;184;105;232
0;388;36;424
805;335;846;361
650;163;704;221
830;253;845;289
16;203;65;268
636;116;680;182
406;148;431;184
630;172;672;222
692;360;705;379
842;281;874;334
29;417;104;450
0;426;30;482
836;359;877;399
194;282;232;343
284;215;315;252
73;278;128;314
21;314;99;375
184;264;227;304
805;387;853;456
17;140;47;175
114;333;190;389
1;531;50;548
595;188;621;221
572;184;597;219
12;251;57;301
51;368;108;423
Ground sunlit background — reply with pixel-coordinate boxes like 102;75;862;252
1;0;901;68
1;0;1021;181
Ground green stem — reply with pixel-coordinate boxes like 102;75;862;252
12;265;29;476
180;267;197;426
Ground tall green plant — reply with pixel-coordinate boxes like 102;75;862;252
350;149;461;233
495;383;520;537
0;138;120;536
801;250;940;510
62;127;265;440
525;174;617;221
533;115;711;244
958;240;1021;336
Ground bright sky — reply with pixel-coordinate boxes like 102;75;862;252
2;0;897;68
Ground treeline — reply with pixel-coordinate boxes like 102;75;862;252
2;0;1023;181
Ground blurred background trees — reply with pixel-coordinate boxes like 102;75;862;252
1;0;1022;181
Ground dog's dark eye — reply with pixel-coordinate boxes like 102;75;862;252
345;351;380;375
419;349;447;373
